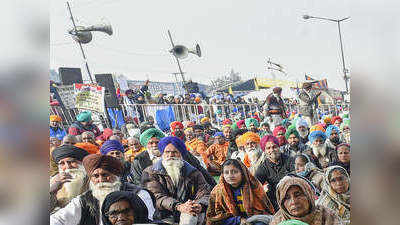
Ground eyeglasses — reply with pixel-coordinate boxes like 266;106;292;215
105;208;133;219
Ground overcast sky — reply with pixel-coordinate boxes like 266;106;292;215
51;0;353;90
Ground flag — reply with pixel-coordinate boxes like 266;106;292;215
304;75;328;89
228;86;233;94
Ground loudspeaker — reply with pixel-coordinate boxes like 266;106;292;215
95;74;119;108
58;67;83;85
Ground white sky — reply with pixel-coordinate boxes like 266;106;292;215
51;0;352;90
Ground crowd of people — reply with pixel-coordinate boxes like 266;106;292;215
49;83;350;225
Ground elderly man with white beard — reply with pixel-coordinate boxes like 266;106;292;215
50;145;89;213
240;132;266;175
295;118;310;145
142;136;211;225
50;154;155;225
304;130;336;169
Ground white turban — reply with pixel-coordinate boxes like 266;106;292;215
296;118;309;130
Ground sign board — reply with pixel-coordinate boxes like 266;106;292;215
74;83;105;113
56;85;76;109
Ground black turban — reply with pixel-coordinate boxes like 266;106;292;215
101;191;151;225
193;124;204;130
51;145;89;163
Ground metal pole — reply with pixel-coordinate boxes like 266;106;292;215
337;21;349;94
167;30;188;94
66;2;94;84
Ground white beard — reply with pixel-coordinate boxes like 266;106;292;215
298;130;309;138
162;158;184;186
246;147;263;164
56;165;87;203
89;179;121;209
312;143;327;157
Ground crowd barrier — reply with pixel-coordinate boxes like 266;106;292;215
50;102;349;130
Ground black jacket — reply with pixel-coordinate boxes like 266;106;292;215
255;153;294;211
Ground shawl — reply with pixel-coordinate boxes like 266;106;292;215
206;160;275;225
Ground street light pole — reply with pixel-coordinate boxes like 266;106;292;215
303;15;350;94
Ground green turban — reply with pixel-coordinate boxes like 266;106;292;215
285;125;299;140
245;118;259;128
140;128;165;146
231;123;238;132
77;111;92;122
277;220;310;225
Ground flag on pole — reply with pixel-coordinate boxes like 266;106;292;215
304;75;328;89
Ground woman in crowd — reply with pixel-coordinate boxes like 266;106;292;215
316;166;350;224
270;175;341;225
101;191;153;225
206;159;275;225
328;144;350;176
293;154;324;193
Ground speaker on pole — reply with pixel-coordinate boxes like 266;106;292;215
58;67;83;85
95;74;119;108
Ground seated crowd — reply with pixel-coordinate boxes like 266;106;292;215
49;110;350;225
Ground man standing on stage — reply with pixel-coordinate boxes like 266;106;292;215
298;82;321;126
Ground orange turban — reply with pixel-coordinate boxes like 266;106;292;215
241;132;261;145
170;121;184;131
310;124;325;133
50;115;62;122
236;135;245;147
75;142;100;154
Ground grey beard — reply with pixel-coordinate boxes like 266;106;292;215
57;165;87;201
162;158;183;186
298;130;309;138
312;144;327;157
90;179;121;208
246;147;263;164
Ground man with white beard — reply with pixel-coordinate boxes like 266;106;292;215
240;132;266;175
295;118;310;145
304;130;336;169
142;136;211;225
50;154;155;225
50;145;89;213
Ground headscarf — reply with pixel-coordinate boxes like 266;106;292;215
206;159;275;225
331;116;342;125
201;117;210;124
309;124;325;133
170;121;184;131
316;166;350;220
74;142;99;154
139;128;165;146
101;191;151;225
100;140;124;155
308;131;327;144
222;119;232;125
260;135;279;151
270;176;340;225
158;136;188;156
83;154;123;176
51;145;89;163
76;111;92;122
245;118;259;129
285;126;299;140
241;132;261;144
50;115;62;122
325;125;340;138
296;118;308;130
340;119;350;131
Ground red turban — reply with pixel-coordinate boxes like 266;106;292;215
237;120;245;129
222;119;232;125
331;116;342;125
273;126;286;137
260;135;279;151
170;121;184;131
83;154;123;176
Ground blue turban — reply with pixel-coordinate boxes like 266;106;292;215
213;132;224;138
158;136;187;156
325;125;340;137
100;140;124;155
308;130;327;144
77;111;92;122
232;107;238;113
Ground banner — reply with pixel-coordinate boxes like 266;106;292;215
74;83;105;113
256;78;297;88
56;85;76;109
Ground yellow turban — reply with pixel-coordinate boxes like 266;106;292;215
240;131;261;145
50;115;62;122
310;124;325;133
200;117;210;124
